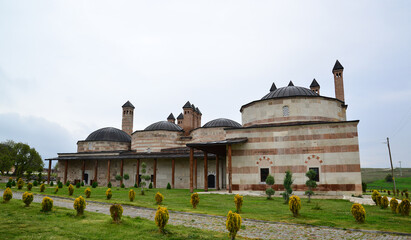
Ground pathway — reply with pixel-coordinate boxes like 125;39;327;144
3;191;410;240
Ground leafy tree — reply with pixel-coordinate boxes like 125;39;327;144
305;170;317;202
13;142;43;177
385;174;393;182
140;162;151;194
0;141;15;174
265;174;275;199
282;170;294;204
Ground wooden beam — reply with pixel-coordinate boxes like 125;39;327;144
228;144;232;193
94;160;98;183
120;159;124;186
64;160;68;184
107;159;111;185
47;159;52;184
81;160;85;183
204;152;208;192
194;158;197;189
189;148;194;193
216;155;219;190
136;159;140;187
172;158;175;189
153;158;157;188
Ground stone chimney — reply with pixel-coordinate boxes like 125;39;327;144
121;101;134;135
310;78;320;95
332;60;345;102
167;113;175;124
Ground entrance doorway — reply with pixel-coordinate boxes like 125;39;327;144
84;173;89;185
208;175;215;188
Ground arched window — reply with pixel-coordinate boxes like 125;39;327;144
282;106;289;117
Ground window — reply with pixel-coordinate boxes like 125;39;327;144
282;106;289;117
260;168;269;182
309;167;320;182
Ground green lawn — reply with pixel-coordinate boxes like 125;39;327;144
2;183;411;234
361;168;411;183
0;199;228;240
366;177;411;192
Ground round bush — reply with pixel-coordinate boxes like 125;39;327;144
397;198;410;216
40;184;45;192
41;197;53;212
6;181;12;188
107;182;112;188
73;196;86;216
351;203;366;223
76;182;81;188
92;182;98;188
234;194;243;213
58;182;63;188
121;183;125;188
22;192;33;206
390;198;398;213
155;192;164;205
17;178;24;190
66;181;70;186
3;187;13;202
27;182;33;191
106;188;112;200
129;189;135;202
68;184;74;196
155;206;169;233
190;193;200;209
226;210;242;240
380;196;389;209
84;188;91;198
289;195;301;217
266;188;275;199
110;204;123;223
371;190;380;205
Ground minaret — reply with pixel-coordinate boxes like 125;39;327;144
122;101;134;135
310;79;320;94
332;60;345;102
182;101;194;135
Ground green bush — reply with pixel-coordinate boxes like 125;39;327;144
190;193;200;209
41;197;53;212
33;180;38;186
155;206;169;233
3;187;13;202
66;181;70;186
40;184;45;192
123;174;129;180
266;188;275;199
84;188;91;198
6;181;12;188
108;182;112;188
17;178;24;189
128;189;135;202
115;175;122;181
106;188;112;200
265;174;275;199
351;203;366;223
385;174;393;182
226;210;241;240
58;181;63;188
380;196;389;209
390;198;398;213
121;183;125;188
166;183;171;190
76;182;81;188
376;195;382;206
397;199;410;216
80;182;84;186
110;204;123;223
134;183;138;188
282;170;293;204
265;174;274;185
149;182;153;189
12;180;16;186
234;194;243;213
289;195;301;217
50;181;54;186
362;182;367;193
22;192;33;207
73;196;86;216
27;182;33;191
155;192;164;205
54;186;59;194
371;190;381;205
68;184;74;196
92;181;98;188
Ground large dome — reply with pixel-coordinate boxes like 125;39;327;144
85;127;131;142
203;118;242;128
144;121;183;131
261;85;319;100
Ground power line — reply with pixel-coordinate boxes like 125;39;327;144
392;105;411;138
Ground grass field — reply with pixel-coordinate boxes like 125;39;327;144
361;168;411;183
366;177;411;192
0;199;228;240
2;183;411;234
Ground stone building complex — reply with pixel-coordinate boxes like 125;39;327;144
49;60;362;195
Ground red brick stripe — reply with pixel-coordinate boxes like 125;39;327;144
232;183;361;191
232;145;359;156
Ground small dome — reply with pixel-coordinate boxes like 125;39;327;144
85;127;131;142
203;118;242;128
144;121;183;131
261;85;319;100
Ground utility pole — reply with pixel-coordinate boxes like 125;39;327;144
399;161;402;177
387;137;397;196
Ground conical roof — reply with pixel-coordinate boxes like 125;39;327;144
122;101;135;108
177;113;184;119
270;83;277;91
288;81;294;86
167;113;175;120
310;79;320;88
333;60;344;72
183;101;192;108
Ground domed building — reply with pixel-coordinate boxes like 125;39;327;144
51;60;362;194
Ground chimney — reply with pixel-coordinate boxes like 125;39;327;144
310;78;320;95
332;60;345;102
167;113;175;124
121;101;135;135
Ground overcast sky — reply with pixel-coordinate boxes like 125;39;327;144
1;1;410;169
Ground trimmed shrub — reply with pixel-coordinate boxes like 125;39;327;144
351;203;366;223
129;189;135;202
155;192;164;205
68;184;74;196
58;181;63;188
155;206;169;233
50;181;54;187
376;195;382;206
33;180;38;186
22;192;34;206
8;177;12;182
134;183;138;188
226;210;242;240
266;188;275;200
73;196;86;216
66;181;70;186
110;204;123;223
84;188;91;198
27;182;33;191
12;180;16;186
6;181;12;188
397;199;410;216
289;195;301;217
17;178;24;189
371;190;380;205
3;187;13;202
166;183;171;190
108;182;112;188
76;182;81;188
80;182;84;186
390;198;398;213
234;194;243;213
115;175;122;181
54;186;59;194
362;182;367;193
149;182;153;189
92;181;98;188
40;184;45;192
121;183;125;188
190;193;200;209
385;174;393;182
41;197;53;212
123;174;129;180
380;196;389;209
106;188;112;200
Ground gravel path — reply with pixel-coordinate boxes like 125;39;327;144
4;191;410;240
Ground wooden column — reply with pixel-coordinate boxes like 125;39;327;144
194;158;197;189
47;159;52;184
216;155;220;190
120;159;124;185
136;159;140;187
107;159;111;185
94;160;98;183
228;145;232;193
81;160;85;182
153;158;157;188
172;158;175;189
189;148;194;193
204;152;208;192
64;160;68;184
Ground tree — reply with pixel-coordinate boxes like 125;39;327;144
0;141;14;174
140;162;151;194
7;142;44;177
385;174;393;182
305;170;317;202
282;170;294;204
265;174;275;199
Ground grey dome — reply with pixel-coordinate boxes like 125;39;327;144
261;85;319;100
203;118;242;128
144;121;183;131
85;127;131;142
